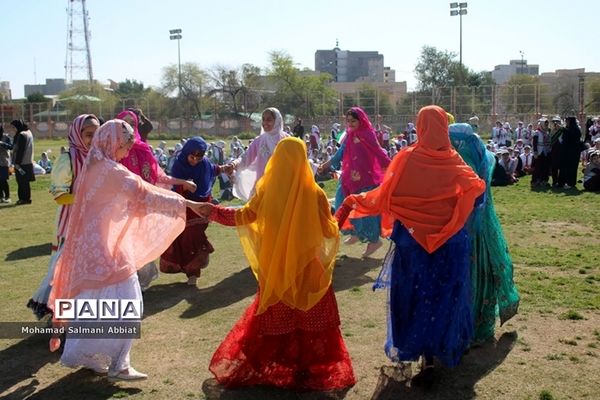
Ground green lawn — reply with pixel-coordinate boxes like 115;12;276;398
1;148;599;399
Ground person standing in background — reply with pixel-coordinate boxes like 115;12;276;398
0;125;13;203
8;119;35;205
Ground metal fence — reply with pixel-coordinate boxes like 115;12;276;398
3;81;599;138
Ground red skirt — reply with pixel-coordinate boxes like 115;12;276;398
209;287;356;391
160;208;214;277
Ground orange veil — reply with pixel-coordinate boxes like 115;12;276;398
345;105;485;253
235;137;339;314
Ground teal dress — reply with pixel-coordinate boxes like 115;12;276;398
449;123;520;344
331;142;381;243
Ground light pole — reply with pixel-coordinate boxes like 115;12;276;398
519;50;525;74
169;28;182;136
450;3;468;68
169;29;183;97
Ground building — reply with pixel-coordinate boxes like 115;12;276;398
0;81;11;100
491;60;539;84
315;46;394;83
24;78;68;97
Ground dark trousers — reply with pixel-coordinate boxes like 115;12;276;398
15;164;33;202
584;175;600;192
532;154;549;184
0;179;8;199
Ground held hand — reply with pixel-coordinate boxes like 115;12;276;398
188;202;214;219
222;164;235;176
183;180;197;193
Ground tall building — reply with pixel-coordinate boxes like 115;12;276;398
491;60;539;84
315;45;393;83
0;81;11;100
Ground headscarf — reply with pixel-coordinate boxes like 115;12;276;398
232;107;288;201
171;137;217;199
344;105;485;254
341;107;390;195
10;119;29;133
235;137;339;314
55;114;100;241
116;110;159;184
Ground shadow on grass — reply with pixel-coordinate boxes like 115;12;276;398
143;254;382;320
0;334;59;396
143;269;256;320
4;243;51;261
2;369;141;400
370;331;518;399
201;377;351;400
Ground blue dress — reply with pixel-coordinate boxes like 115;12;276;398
375;221;473;368
331;142;381;243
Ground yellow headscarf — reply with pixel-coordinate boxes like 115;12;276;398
447;112;456;125
235;137;339;314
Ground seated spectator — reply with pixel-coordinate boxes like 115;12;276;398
583;150;600;192
38;152;52;173
491;153;509;186
520;145;534;175
498;150;518;184
513;149;525;177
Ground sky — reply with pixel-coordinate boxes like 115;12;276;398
2;0;598;99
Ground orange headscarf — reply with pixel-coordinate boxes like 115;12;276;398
235;137;339;314
343;105;485;253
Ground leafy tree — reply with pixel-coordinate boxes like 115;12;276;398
415;46;458;90
115;79;147;99
58;82;118;120
584;78;600;114
161;62;210;119
26;92;49;103
267;51;337;117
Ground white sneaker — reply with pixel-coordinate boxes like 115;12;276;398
108;367;148;381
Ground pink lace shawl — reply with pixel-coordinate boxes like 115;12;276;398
341;107;391;195
48;119;186;306
117;110;159;184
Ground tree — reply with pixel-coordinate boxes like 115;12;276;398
584;78;600;114
58;82;119;120
161;62;209;119
208;63;262;115
115;79;147;99
26;92;49;103
267;51;337;117
415;46;458;90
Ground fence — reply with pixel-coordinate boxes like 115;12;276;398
2;81;600;138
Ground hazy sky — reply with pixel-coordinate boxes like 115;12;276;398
2;0;598;98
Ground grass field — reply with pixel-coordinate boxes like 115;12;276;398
1;138;599;400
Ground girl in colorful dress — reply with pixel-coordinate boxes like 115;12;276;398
224;107;288;201
116;109;196;290
48;119;205;380
336;106;485;385
160;137;220;286
449;123;520;345
318;107;391;257
200;137;355;391
27;114;99;319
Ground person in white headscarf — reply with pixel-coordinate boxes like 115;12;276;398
224;107;289;201
309;125;321;151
